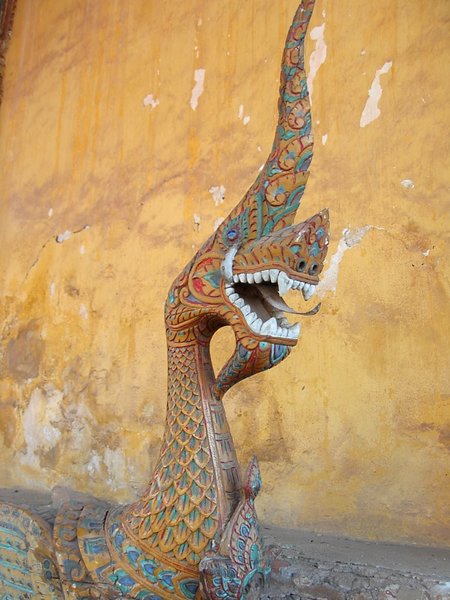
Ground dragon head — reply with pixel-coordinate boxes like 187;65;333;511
165;0;327;395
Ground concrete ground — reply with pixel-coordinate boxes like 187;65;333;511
262;525;450;600
1;487;449;600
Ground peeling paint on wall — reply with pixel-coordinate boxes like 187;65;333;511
238;104;250;125
87;453;101;476
21;386;63;468
193;213;201;231
190;68;205;111
360;61;393;128
213;217;224;231
307;22;327;106
104;448;126;491
401;179;415;189
143;93;159;109
317;226;382;297
209;184;225;206
79;304;88;320
56;230;72;243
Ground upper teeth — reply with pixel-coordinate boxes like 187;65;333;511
231;270;316;301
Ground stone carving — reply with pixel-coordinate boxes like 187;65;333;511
0;1;329;598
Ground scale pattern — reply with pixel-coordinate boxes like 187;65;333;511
125;345;219;566
0;503;63;599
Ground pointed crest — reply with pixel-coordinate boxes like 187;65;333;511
215;0;315;254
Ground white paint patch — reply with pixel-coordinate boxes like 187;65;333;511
64;398;96;453
56;230;72;243
79;244;85;255
87;453;101;476
48;208;54;217
79;304;88;320
307;23;327;106
360;61;392;128
213;217;225;231
423;249;430;256
104;448;126;490
21;386;64;468
317;226;381;297
322;133;328;145
143;94;159;109
193;213;201;230
197;17;202;27
257;145;262;152
50;282;56;298
209;184;226;206
238;104;250;125
401;179;415;189
190;68;206;111
238;104;251;125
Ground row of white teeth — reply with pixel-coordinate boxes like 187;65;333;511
231;269;316;300
226;282;300;339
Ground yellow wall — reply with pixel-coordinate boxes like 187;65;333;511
0;0;449;546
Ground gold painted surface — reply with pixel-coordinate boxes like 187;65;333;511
0;0;449;546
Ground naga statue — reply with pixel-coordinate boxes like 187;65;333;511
0;1;329;598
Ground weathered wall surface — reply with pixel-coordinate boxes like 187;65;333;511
0;0;449;546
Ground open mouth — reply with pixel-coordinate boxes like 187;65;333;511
225;269;317;341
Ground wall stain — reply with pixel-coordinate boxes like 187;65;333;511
5;321;44;383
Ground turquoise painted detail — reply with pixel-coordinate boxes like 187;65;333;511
136;591;163;600
0;542;26;556
158;569;175;591
0;574;33;594
0;558;29;575
179;578;199;599
203;269;221;289
270;344;289;366
308;241;320;256
0;524;26;541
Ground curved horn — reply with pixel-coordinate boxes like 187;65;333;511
215;0;316;247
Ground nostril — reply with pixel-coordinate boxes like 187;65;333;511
297;259;307;272
309;262;319;275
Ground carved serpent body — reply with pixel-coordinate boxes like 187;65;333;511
0;2;329;599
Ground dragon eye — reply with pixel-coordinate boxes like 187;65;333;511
309;262;319;275
227;229;238;241
297;259;307;272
